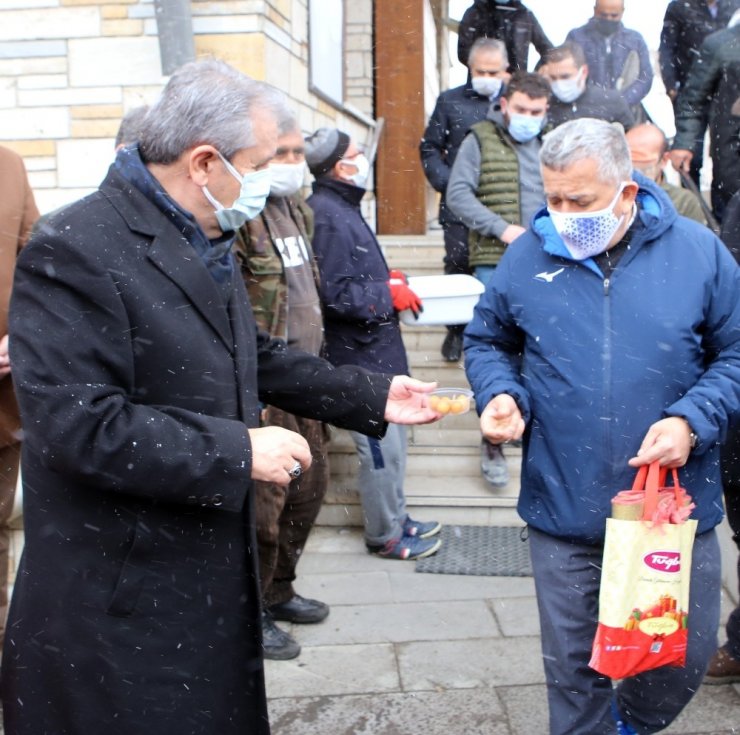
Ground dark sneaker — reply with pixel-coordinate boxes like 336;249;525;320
367;534;442;560
704;646;740;684
268;594;330;624
441;330;463;362
480;439;509;487
611;699;637;735
402;515;442;539
261;611;301;660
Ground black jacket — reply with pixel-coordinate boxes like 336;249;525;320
457;0;552;70
674;24;740;208
420;80;494;224
721;188;740;262
547;82;636;130
659;0;740;93
2;166;391;735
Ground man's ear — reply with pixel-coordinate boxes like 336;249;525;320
581;64;589;80
188;145;220;187
621;180;640;211
329;159;346;181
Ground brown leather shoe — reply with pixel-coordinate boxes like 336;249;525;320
703;646;740;685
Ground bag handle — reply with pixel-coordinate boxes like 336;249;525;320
630;461;681;521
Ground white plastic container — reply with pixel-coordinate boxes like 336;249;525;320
399;274;485;326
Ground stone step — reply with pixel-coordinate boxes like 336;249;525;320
320;233;520;529
322;425;523;527
380;234;445;275
329;439;518;475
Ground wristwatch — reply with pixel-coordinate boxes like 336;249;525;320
681;417;698;449
688;429;698;450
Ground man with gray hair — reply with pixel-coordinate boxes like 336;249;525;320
420;36;510;362
2;58;441;735
114;104;149;150
465;117;740;734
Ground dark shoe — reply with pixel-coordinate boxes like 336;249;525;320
611;699;637;735
441;330;463;362
480;439;509;487
704;646;740;684
262;611;301;660
268;594;330;624
367;534;442;560
402;515;442;539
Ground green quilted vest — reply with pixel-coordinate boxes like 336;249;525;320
468;120;521;268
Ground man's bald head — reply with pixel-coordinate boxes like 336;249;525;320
625;124;669;182
594;0;624;20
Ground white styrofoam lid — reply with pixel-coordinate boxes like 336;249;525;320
406;274;485;299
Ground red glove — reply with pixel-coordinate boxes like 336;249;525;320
388;271;423;318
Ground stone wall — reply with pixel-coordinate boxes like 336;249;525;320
0;0;376;214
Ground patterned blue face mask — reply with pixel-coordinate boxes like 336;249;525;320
548;183;630;260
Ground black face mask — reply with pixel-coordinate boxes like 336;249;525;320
593;17;620;35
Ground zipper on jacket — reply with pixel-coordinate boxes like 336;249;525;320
602;276;612;487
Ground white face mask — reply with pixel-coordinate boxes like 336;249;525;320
202;153;271;231
269;161;306;198
471;76;504;99
548;183;630;260
551;69;586;103
339;154;370;188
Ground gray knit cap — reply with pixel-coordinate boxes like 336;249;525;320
304;127;350;178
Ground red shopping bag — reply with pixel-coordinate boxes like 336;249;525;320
589;462;697;679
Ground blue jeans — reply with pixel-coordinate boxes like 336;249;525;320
528;526;721;735
349;422;407;546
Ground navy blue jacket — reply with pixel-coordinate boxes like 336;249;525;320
567;19;653;106
465;175;740;543
307;177;409;375
420;81;494;225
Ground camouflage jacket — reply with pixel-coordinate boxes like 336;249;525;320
233;195;321;345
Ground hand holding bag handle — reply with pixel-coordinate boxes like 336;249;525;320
631;461;681;522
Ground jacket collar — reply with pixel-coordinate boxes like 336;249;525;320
100;164;236;353
114;145;235;286
312;176;366;207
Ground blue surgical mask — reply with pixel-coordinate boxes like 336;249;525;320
202;152;271;231
507;113;544;143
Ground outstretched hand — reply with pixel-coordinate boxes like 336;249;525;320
384;376;442;424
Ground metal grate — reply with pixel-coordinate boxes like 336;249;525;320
415;525;532;577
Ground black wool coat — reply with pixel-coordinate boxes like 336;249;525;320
419;81;493;226
1;167;391;735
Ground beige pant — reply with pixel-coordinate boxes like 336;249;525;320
0;442;20;644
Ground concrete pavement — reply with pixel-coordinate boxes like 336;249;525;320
265;526;740;735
